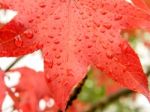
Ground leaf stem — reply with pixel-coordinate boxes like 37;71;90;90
86;89;132;112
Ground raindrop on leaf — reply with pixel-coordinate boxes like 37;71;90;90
23;30;33;39
119;41;128;53
14;35;23;47
114;15;123;20
39;2;46;8
106;51;113;59
103;23;112;29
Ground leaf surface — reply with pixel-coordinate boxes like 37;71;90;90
0;71;5;109
4;67;51;112
0;0;150;111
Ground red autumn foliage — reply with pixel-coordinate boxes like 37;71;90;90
0;0;150;111
0;71;5;109
132;0;150;10
0;67;55;112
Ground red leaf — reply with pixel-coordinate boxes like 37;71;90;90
5;67;52;112
0;0;150;111
0;71;5;109
132;0;150;10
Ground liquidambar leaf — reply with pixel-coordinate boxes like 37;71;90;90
3;67;52;112
0;0;150;111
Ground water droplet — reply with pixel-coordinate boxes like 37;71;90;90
85;35;90;39
77;38;82;42
23;30;33;39
64;82;69;86
101;43;107;49
54;40;60;44
52;27;57;30
48;35;54;38
88;54;92;57
39;2;46;8
58;80;61;84
45;74;52;82
36;16;40;19
123;67;127;73
96;51;101;55
54;16;61;20
103;23;112;29
93;18;100;27
60;0;66;2
55;54;61;59
57;62;61;66
96;64;104;71
14;35;23;47
52;48;57;51
113;76;118;82
114;3;117;8
45;59;53;68
114;15;122;20
79;11;84;15
53;73;60;81
119;41;128;52
88;12;92;16
106;51;113;59
28;19;34;23
76;49;81;53
108;39;114;43
87;44;92;48
67;69;74;77
36;42;43;49
114;57;118;62
109;69;113;74
60;49;63;53
101;10;107;15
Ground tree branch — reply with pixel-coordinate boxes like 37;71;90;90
86;89;132;112
5;56;24;71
